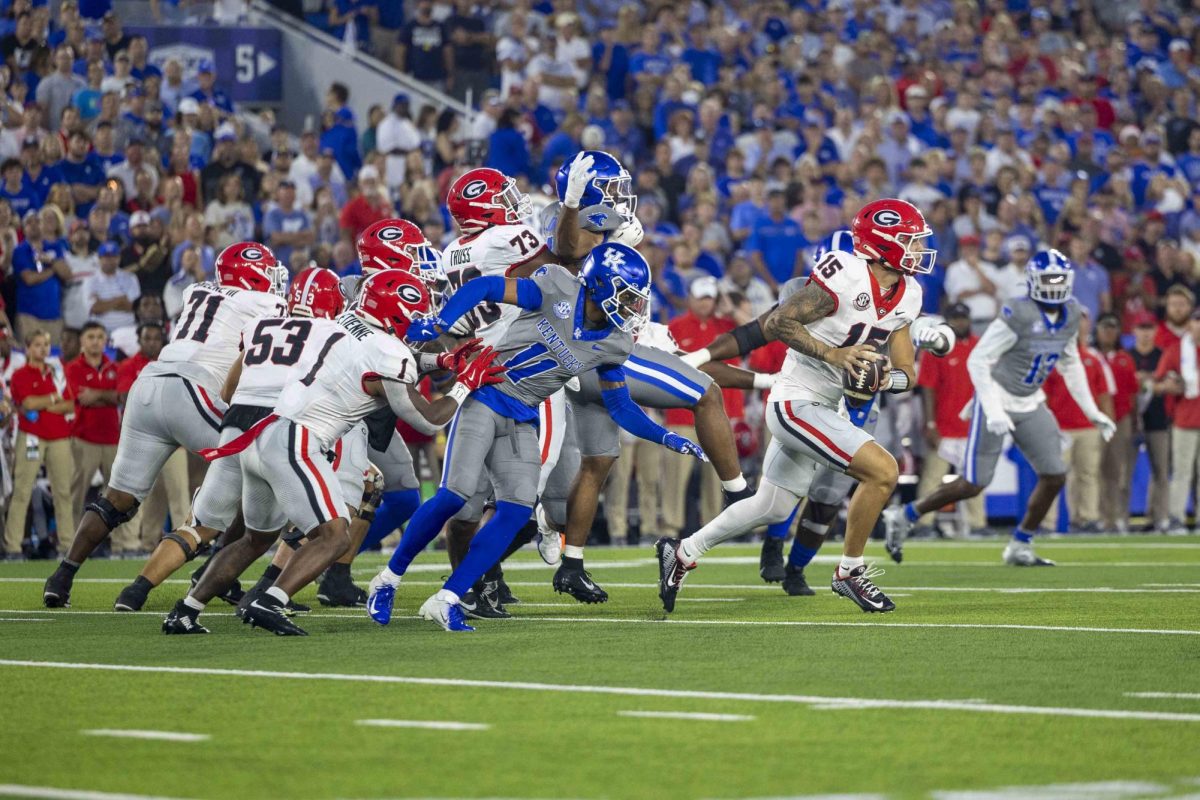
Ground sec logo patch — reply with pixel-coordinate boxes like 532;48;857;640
854;292;871;310
554;301;571;319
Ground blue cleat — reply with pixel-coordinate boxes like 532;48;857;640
366;578;395;626
419;590;475;632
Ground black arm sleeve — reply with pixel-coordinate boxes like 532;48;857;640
731;318;768;357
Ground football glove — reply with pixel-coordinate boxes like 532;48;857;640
985;410;1014;437
436;338;483;372
458;347;507;391
663;432;707;462
1089;411;1117;442
563;153;597;209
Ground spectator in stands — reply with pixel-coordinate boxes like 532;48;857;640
396;0;449;93
61;220;97;355
486;108;532;181
445;0;494;105
992;235;1034;300
60;129;104;217
1095;313;1140;534
718;251;774;318
376;93;420;191
36;45;83;130
1068;235;1112;321
204;173;254;250
121;211;171;300
748;189;804;291
915;303;983;533
1157;308;1200;534
13;209;70;345
263;179;314;271
65;319;119;533
86;240;138;333
0;156;37;217
338;164;391;240
3;329;75;558
945;235;999;331
189;59;232;115
1133;313;1171;533
1157;285;1194;350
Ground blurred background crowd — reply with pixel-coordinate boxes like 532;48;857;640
1;0;1199;560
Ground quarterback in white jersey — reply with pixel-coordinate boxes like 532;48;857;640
44;242;287;609
167;269;506;636
657;199;936;617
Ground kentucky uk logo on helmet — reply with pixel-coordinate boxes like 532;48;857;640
601;247;627;269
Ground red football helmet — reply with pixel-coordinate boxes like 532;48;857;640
850;199;936;274
356;218;446;304
447;167;532;233
287;266;345;320
216;242;288;295
355;268;431;338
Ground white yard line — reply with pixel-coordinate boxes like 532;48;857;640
80;729;209;743
355;718;489;731
1125;692;1200;700
675;597;745;602
0;617;52;622
0;785;196;800
617;710;754;722
1;659;1199;724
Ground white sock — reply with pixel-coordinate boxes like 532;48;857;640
681;481;798;564
182;595;205;612
838;555;864;577
563;544;585;560
265;586;290;605
379;567;402;587
436;588;460;605
720;475;748;493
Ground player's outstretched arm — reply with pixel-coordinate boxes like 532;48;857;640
681;310;774;367
764;282;880;372
1057;335;1117;441
699;360;776;391
371;348;505;432
881;325;916;392
554;154;599;265
597;364;706;461
408;276;544;341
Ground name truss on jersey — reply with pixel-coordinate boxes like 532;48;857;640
449;247;472;267
537;317;584;372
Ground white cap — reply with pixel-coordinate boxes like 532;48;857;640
689;275;720;299
358;165;380;183
178;97;200;115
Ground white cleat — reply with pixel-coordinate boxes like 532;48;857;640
536;504;564;565
882;506;913;564
418;590;475;632
1002;540;1056;566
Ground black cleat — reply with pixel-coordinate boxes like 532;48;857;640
162;600;209;634
284;599;311;615
190;560;244;606
553;564;609;603
759;537;786;583
724;485;755;506
114;580;151;611
43;566;74;608
831;564;895;613
461;584;511;620
242;593;308;636
316;564;367;607
655;537;693;613
236;582;263;620
496;576;520;605
782;564;815;596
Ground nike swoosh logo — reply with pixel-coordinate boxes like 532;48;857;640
248;600;275;614
459;598;477;611
592;345;604;350
861;596;885;609
580;577;596;590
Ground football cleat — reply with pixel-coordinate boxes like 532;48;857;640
42;567;74;608
496;575;519;605
366;575;397;626
655;537;694;613
723;485;755;506
189;561;244;606
285;599;311;615
831;564;895;613
242;593;308;636
1002;540;1056;566
461;585;510;620
114;580;150;612
535;504;563;565
162;600;209;634
881;507;911;564
317;564;367;607
781;564;815;596
419;591;475;632
553;564;609;604
759;536;786;583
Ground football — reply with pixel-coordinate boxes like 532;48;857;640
843;359;885;406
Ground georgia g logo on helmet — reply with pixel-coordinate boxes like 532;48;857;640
377;226;404;242
397;283;423;304
461;180;488;200
240;245;264;260
871;209;903;227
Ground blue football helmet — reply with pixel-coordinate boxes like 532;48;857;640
581;241;651;333
1026;248;1074;304
555;150;637;222
812;229;855;264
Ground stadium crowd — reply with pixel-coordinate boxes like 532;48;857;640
1;0;1200;560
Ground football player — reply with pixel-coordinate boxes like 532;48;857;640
366;242;706;632
43;243;288;608
656;199;934;614
162;270;503;635
883;249;1116;566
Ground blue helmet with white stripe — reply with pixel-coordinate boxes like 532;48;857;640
555;150;637;222
1026;248;1074;305
581;241;651;334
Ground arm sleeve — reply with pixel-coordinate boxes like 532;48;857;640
381;379;444;436
598;366;671;445
965;319;1019;421
437;275;542;329
1058;338;1106;420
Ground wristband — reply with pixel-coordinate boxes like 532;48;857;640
417;352;441;373
680;348;710;369
886;370;910;393
752;372;776;390
447;383;471;405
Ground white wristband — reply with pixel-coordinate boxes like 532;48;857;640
752;372;777;390
886;369;910;393
447;383;471;405
680;348;711;369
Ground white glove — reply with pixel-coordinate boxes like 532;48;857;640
752;372;778;390
610;216;644;247
910;318;955;357
563;153;596;209
680;348;711;368
985;410;1014;437
448;316;473;337
1089;412;1117;442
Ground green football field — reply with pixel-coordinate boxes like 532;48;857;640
1;537;1199;800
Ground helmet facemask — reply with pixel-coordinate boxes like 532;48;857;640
598;276;650;334
1028;267;1075;304
497;178;533;225
596;171;637;222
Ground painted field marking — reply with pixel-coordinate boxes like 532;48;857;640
0;609;1197;637
617;710;754;722
356;718;489;731
1125;691;1200;700
675;597;744;603
80;729;209;743
0;786;196;800
2;660;1200;724
0;617;52;622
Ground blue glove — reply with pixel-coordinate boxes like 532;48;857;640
663;432;707;462
406;318;445;343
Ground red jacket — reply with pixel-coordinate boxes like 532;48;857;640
666;312;742;426
1101;348;1139;422
10;363;72;440
1154;340;1200;429
917;333;978;438
66;354;120;445
1044;345;1114;431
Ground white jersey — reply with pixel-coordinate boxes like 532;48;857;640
274;312;418;450
442;223;548;346
231;317;329;408
637;321;679;353
770;250;923;408
158;283;287;390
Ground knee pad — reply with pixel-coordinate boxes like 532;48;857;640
87;496;139;532
163;526;203;561
282;528;306;551
804;500;840;529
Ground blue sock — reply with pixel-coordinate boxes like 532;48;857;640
766;504;798;541
359;489;421;552
904;502;920;522
444;501;533;597
386;488;466;575
788;540;820;569
1012;527;1034;544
